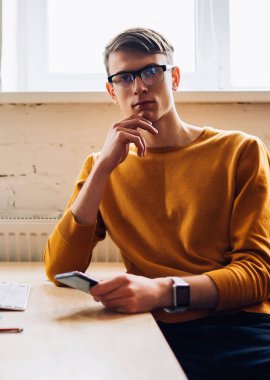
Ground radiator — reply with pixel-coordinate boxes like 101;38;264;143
0;217;121;262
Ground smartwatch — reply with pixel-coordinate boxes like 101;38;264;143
164;277;190;313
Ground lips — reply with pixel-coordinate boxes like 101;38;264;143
133;100;154;107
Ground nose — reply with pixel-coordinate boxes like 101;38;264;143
132;75;148;94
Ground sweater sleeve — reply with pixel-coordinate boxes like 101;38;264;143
44;154;106;283
205;138;270;311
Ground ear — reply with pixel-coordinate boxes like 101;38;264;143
106;82;118;104
171;66;180;91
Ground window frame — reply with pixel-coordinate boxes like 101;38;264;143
3;0;263;92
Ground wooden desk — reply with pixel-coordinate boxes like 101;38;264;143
0;263;187;380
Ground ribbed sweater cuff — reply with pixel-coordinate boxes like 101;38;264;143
58;209;96;251
204;268;243;311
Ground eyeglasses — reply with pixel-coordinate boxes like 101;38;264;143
107;64;173;91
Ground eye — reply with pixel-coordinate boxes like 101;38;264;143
119;73;133;83
112;73;133;85
143;67;159;78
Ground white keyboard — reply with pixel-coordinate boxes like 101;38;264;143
0;281;31;311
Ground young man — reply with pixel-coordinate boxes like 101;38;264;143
45;28;270;379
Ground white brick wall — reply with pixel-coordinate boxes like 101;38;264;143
0;102;270;218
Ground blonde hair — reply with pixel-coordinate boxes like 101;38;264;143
103;27;174;74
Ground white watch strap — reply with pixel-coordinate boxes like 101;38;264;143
170;277;188;286
163;277;190;313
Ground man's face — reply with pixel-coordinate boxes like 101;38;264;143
106;50;179;123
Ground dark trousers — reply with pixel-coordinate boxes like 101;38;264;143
157;312;270;380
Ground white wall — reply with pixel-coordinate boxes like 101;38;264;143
0;102;270;217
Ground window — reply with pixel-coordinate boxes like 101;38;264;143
229;0;270;88
1;0;270;91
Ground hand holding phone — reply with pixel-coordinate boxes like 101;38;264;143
54;271;99;293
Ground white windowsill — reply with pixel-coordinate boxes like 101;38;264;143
0;91;269;104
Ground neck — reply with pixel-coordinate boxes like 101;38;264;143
142;109;202;149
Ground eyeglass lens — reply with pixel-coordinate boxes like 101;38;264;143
112;66;164;89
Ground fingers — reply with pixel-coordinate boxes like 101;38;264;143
90;274;133;302
116;128;146;156
89;274;159;314
103;299;134;313
90;275;129;297
90;275;141;313
114;116;158;156
94;284;133;303
114;116;158;135
94;293;137;314
101;115;158;170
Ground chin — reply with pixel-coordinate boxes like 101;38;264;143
137;110;156;123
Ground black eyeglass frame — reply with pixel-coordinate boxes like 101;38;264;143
107;64;174;85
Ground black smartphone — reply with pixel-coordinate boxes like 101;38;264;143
54;271;100;293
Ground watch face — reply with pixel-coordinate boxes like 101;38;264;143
175;285;190;307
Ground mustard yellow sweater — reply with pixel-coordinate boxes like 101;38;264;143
44;127;270;323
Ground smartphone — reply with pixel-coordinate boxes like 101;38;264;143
54;271;99;293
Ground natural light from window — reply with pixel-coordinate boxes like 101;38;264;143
47;0;195;75
2;0;270;92
230;0;270;88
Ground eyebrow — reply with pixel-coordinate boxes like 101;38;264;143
113;63;161;76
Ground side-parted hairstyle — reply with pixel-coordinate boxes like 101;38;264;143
103;27;174;75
